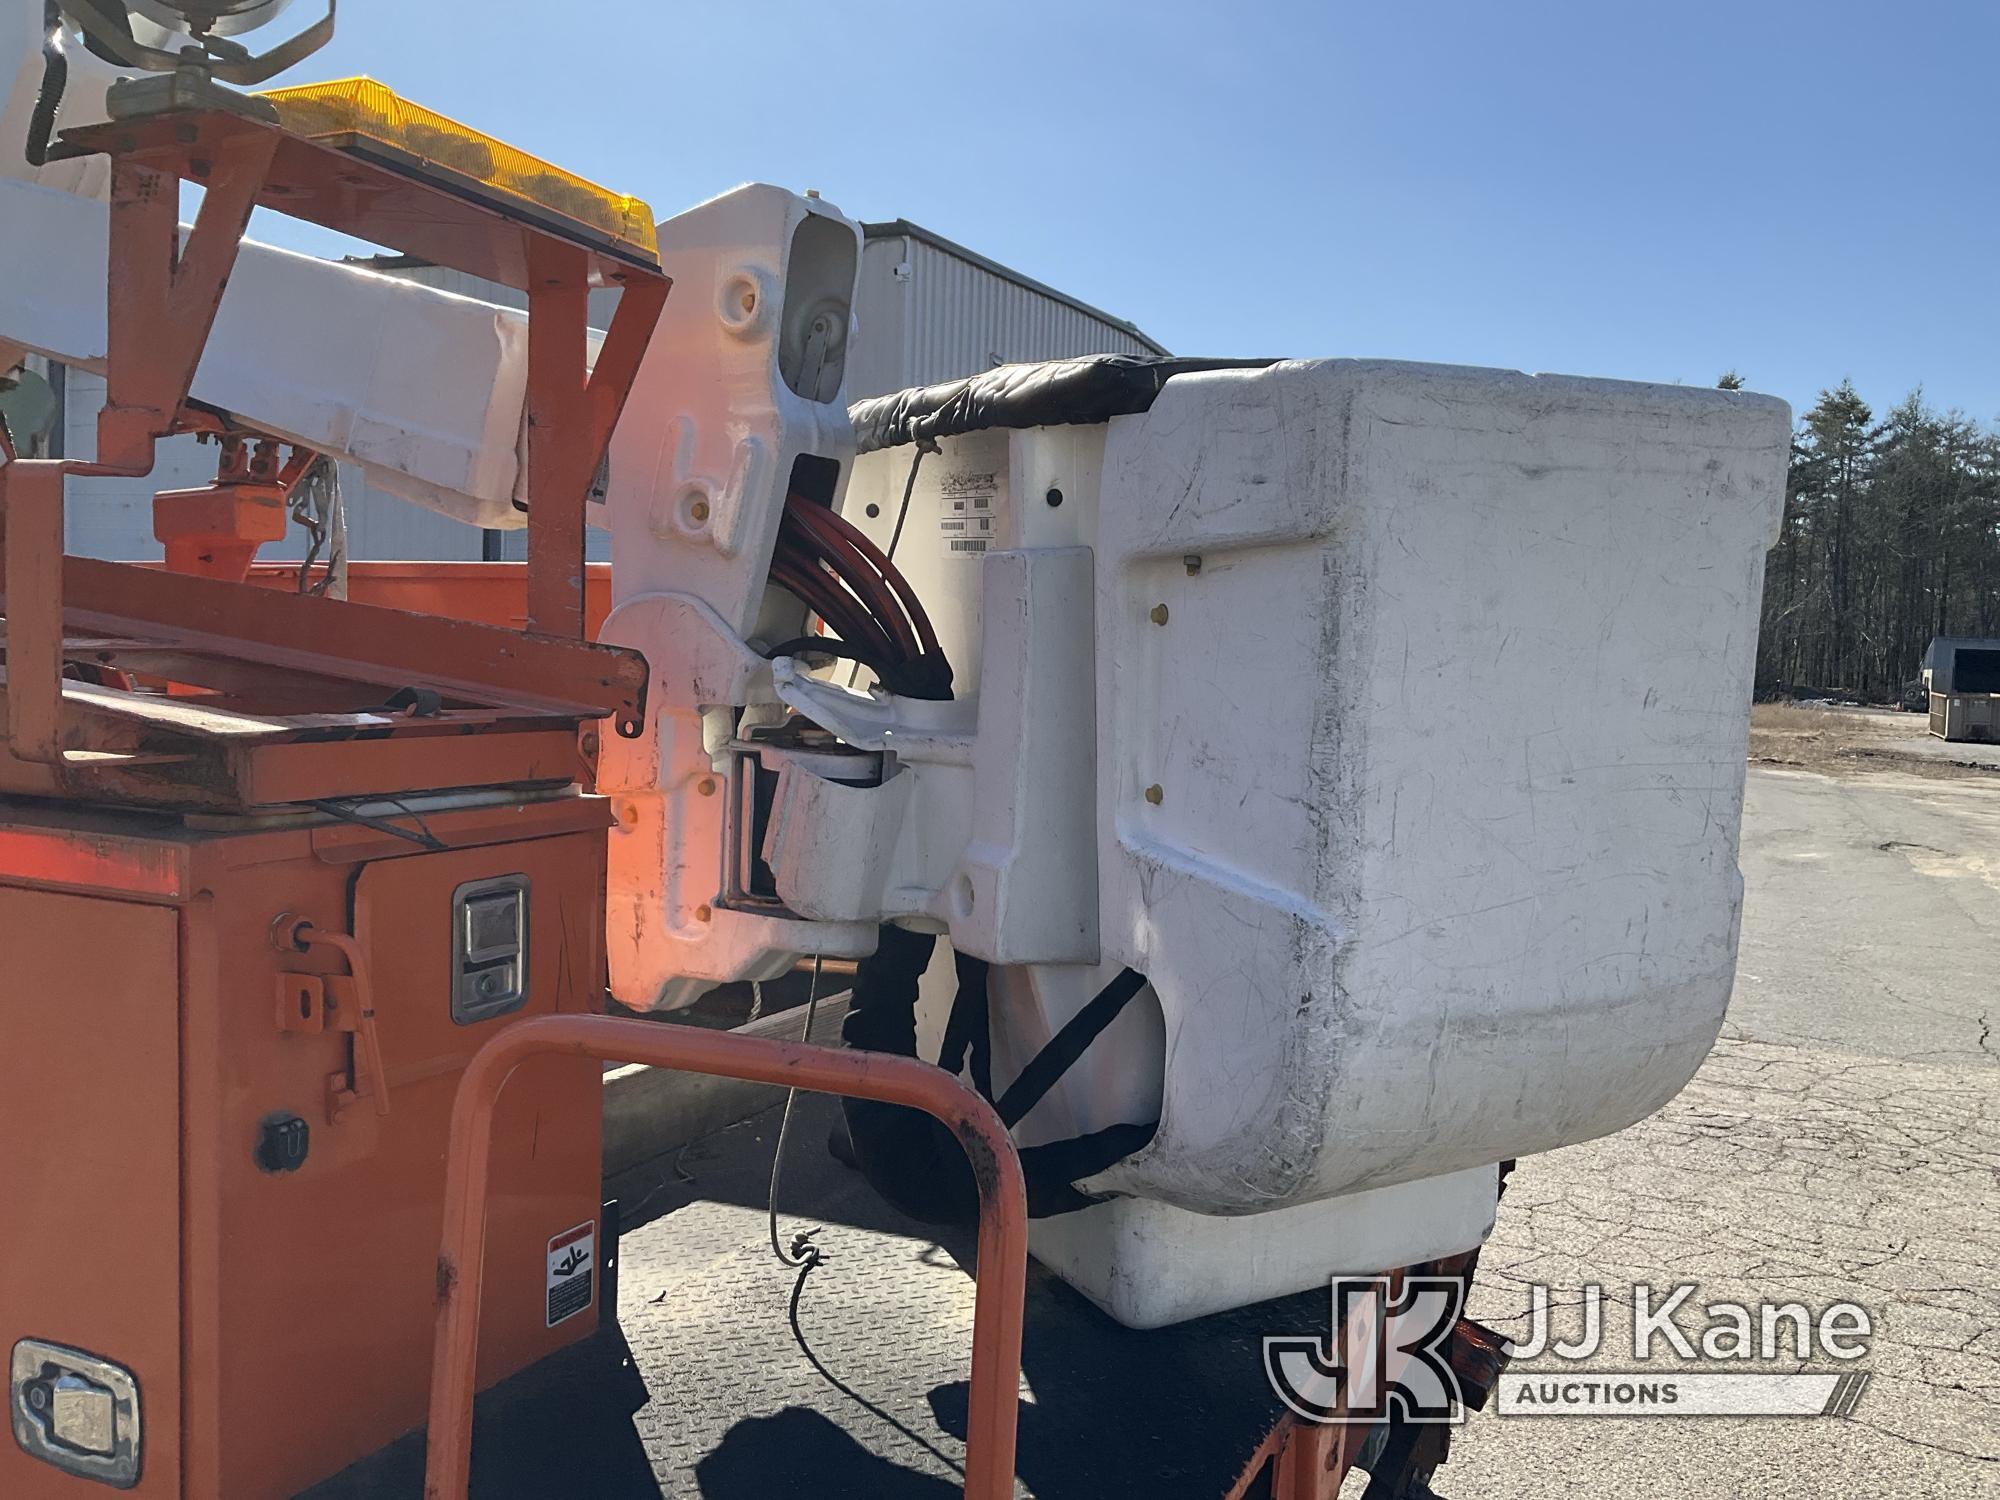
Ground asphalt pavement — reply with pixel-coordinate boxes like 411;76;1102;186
1408;767;2000;1497
1876;734;2000;772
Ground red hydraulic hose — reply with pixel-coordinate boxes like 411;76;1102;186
796;498;945;662
783;503;921;660
770;552;900;663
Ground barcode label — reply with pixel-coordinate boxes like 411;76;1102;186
939;467;998;561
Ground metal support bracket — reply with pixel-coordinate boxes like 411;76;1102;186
524;245;669;639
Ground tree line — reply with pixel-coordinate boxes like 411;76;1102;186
1751;375;2000;703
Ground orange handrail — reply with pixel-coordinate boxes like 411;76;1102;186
423;1014;1029;1500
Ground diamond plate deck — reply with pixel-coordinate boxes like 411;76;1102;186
309;1093;1328;1499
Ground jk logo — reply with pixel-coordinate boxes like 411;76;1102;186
1264;1275;1467;1424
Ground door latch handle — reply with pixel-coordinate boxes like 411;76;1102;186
9;1340;141;1488
292;924;391;1121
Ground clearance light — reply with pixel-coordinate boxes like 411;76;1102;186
259;77;659;264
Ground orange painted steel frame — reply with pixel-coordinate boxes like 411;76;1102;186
425;1017;1031;1500
241;561;617;638
1217;1267;1424;1499
1225;1412;1365;1500
1;121;277;764
0;105;665;767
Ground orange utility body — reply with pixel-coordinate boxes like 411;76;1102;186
0;795;611;1498
0;86;667;1497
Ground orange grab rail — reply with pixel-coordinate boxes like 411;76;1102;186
423;1014;1029;1500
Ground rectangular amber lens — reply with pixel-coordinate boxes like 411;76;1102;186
260;77;658;261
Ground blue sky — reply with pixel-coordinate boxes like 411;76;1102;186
253;0;1998;426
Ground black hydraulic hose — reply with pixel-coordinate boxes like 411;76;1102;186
761;633;902;686
25;1;67;169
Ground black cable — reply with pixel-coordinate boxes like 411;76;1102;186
884;437;936;566
785;1248;966;1478
25;2;68;169
307;798;447;852
291;456;342;596
766;956;826;1270
373;795;446;847
770;552;901;665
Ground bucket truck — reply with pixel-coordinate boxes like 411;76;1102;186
0;4;1791;1495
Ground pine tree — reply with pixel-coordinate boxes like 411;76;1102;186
1755;382;2000;703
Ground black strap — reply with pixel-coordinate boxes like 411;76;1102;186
841;936;1157;1221
1017;1122;1159;1217
368;685;444;718
994;968;1148;1130
937;951;994;1102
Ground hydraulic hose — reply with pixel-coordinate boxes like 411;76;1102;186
783;502;921;660
25;2;68;169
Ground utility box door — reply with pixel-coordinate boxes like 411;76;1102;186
0;889;180;1496
198;829;606;1496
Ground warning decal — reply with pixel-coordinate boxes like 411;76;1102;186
546;1221;595;1327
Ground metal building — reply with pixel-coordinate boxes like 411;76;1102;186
850;219;1165;398
37;217;1164;562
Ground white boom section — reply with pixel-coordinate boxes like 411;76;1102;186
0;11;538;525
0;178;534;526
597;184;875;1007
